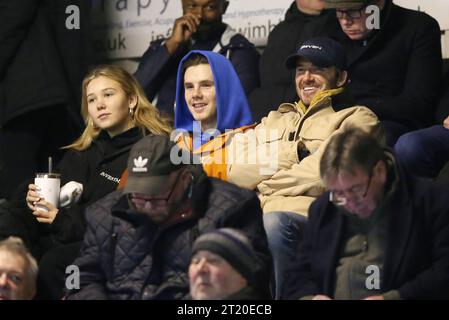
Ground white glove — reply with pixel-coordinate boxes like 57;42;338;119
59;181;83;208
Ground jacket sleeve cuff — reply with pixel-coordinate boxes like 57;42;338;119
382;290;402;300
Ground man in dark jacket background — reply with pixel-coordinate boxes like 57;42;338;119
320;0;442;146
394;71;449;179
0;0;94;200
67;135;271;300
134;0;260;118
287;128;449;300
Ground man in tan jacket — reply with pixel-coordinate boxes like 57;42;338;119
227;37;382;299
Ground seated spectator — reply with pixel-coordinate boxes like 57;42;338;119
394;74;449;178
118;50;254;184
227;37;382;299
174;50;254;180
134;0;260;117
320;0;442;146
189;228;266;300
0;65;172;299
66;135;271;300
249;0;329;121
287;128;449;300
0;237;38;300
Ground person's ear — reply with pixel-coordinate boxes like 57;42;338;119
179;168;192;188
26;286;36;300
336;70;348;87
128;94;137;110
374;160;387;184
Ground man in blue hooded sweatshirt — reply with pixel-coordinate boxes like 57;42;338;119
134;0;260;118
173;50;254;181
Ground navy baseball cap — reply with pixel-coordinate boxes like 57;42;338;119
285;37;347;70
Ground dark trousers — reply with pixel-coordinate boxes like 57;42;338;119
394;125;449;178
0;105;81;199
381;120;411;147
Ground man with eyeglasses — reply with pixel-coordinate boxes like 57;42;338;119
65;135;272;300
320;0;442;146
286;127;449;300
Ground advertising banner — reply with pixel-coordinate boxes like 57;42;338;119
90;0;449;60
91;0;291;59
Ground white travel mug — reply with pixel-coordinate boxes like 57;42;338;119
34;173;61;211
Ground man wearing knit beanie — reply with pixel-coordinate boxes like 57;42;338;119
189;228;265;300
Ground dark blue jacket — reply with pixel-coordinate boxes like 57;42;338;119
175;50;253;146
66;166;272;300
134;24;260;117
286;156;449;300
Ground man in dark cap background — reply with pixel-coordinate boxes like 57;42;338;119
189;228;265;300
227;37;382;299
66;135;271;300
249;0;329;121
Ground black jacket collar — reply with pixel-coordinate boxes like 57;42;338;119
94;127;144;162
330;89;357;111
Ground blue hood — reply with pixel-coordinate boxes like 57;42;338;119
174;50;253;145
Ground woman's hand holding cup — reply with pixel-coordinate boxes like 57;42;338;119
26;181;60;224
32;200;59;224
26;184;41;211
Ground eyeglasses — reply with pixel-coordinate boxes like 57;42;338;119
129;172;181;207
329;169;373;206
336;7;365;20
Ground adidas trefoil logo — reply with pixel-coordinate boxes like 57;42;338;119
132;156;148;172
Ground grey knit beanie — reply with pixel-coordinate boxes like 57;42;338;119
191;228;260;285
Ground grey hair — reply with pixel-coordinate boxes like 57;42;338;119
0;236;38;298
320;127;385;180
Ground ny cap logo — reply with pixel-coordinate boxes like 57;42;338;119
132;156;148;172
